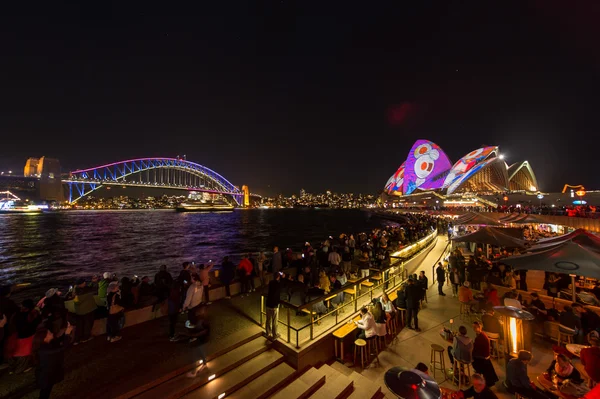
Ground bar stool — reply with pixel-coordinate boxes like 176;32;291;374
430;344;448;380
453;359;472;390
558;325;576;346
397;308;407;328
460;302;471;321
485;332;502;359
354;339;367;369
366;335;379;356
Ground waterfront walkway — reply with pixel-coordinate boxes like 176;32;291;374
0;235;474;399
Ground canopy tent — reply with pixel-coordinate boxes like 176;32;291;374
508;214;552;225
452;227;529;248
454;212;505;226
498;213;523;223
527;229;600;253
502;241;600;279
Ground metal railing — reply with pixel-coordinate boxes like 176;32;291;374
260;229;438;348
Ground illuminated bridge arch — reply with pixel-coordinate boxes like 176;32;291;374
64;158;242;204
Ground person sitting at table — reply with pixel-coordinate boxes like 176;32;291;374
373;301;387;338
506;350;550;399
448;325;474;382
306;283;328;315
546;353;583;384
459;282;479;312
355;306;376;340
481;306;503;339
560;305;584;344
573;303;600;335
581;335;600;387
380;293;396;332
459;373;498;399
472;321;499;387
483;284;500;307
528;292;548;320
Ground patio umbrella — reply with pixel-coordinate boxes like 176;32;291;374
452;227;528;248
509;214;551;225
527;229;600;253
502;241;600;299
499;213;523;222
454;212;505;226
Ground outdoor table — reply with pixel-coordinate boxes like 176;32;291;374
347;278;360;284
360;281;374;293
332;315;361;360
566;344;590;358
343;288;356;302
537;373;585;399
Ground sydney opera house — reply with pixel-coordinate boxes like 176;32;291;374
382;139;539;202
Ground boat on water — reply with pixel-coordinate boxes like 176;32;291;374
0;191;46;214
176;192;235;212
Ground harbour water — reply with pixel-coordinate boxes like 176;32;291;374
0;209;395;299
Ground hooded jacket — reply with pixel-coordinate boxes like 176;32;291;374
453;334;474;363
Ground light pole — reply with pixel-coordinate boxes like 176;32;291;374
537;193;544;213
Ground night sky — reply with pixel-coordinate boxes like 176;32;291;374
1;2;599;196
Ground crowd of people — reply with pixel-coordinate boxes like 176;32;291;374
0;213;443;397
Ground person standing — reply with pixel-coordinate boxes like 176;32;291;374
436;262;446;296
220;256;236;299
271;247;282;276
199;263;214;305
472;321;499;387
328;248;341;270
418;271;428;303
405;278;421;332
35;319;73;399
154;265;173;302
106;282;124;343
265;272;282;340
70;278;97;345
183;274;204;327
238;255;254;297
256;252;267;287
359;252;371;278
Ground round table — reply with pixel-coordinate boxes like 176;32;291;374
566;344;590;358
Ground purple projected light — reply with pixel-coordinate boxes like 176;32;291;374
403;140;452;195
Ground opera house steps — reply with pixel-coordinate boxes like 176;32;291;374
124;332;383;399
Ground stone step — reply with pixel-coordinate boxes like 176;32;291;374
183;349;284;399
226;362;295;399
310;364;354;399
328;361;354;377
347;371;381;399
268;367;326;399
133;336;271;399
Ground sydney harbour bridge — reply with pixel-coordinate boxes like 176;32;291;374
7;156;253;206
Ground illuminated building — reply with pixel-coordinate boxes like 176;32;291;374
383;140;539;198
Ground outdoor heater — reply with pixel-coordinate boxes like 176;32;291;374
493;306;534;361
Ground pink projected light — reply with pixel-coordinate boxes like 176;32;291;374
403;140;452;195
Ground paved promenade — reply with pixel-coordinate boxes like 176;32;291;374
346;237;556;399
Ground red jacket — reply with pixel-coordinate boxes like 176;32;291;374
238;259;253;276
581;346;600;383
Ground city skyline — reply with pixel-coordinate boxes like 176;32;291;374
1;2;600;196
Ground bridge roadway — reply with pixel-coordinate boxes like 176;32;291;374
61;179;243;196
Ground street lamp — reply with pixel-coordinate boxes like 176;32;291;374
537;193;544;212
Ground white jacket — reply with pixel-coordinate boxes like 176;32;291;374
184;283;204;310
357;312;377;338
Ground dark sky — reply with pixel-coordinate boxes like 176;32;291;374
1;2;599;196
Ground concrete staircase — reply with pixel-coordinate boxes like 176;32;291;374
125;333;383;399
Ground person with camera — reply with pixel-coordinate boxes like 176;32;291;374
265;271;282;341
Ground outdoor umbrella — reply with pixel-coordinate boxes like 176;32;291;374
527;229;600;253
502;241;600;299
452;227;528;248
509;214;551;225
454;212;505;226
